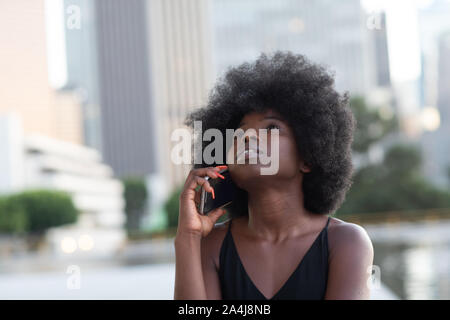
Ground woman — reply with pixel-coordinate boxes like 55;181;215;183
174;51;374;300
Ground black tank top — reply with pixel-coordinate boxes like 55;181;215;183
218;216;331;300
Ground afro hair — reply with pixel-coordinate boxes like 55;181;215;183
184;50;356;217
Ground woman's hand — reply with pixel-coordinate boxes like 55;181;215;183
177;165;228;238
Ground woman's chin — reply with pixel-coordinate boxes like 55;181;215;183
230;161;263;173
229;162;273;188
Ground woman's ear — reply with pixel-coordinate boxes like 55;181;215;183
299;162;311;173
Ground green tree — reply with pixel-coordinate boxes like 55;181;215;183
122;177;148;233
7;190;78;235
350;96;398;154
336;96;450;217
447;164;450;187
164;185;183;229
4;189;79;250
0;196;28;234
337;143;450;215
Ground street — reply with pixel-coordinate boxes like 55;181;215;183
0;262;397;299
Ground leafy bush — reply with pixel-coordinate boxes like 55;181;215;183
6;189;78;234
336;96;450;217
122;177;148;232
350;96;398;153
337;143;450;215
164;186;183;229
0;196;28;234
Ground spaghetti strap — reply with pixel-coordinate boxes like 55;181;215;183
325;216;331;229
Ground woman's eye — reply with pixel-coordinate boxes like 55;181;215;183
267;123;280;130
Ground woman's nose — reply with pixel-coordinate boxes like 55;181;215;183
244;132;259;146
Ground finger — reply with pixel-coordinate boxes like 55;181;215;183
182;166;227;202
207;207;228;224
181;176;213;202
186;166;228;182
203;169;223;181
193;176;215;200
184;167;225;194
194;170;223;209
194;190;201;205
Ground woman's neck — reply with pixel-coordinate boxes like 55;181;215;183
245;180;316;243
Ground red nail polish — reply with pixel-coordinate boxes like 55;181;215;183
217;173;225;179
211;188;215;199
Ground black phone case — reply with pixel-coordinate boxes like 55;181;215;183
199;168;236;214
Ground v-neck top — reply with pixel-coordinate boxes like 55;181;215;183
218;216;331;300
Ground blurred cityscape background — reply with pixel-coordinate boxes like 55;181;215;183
0;0;449;299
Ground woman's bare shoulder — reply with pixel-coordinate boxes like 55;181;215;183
327;216;374;260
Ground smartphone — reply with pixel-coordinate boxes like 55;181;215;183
199;168;237;215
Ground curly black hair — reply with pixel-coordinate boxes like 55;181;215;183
184;51;356;217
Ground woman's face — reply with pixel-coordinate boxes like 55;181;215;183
226;109;310;190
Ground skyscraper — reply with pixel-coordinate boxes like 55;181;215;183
421;31;450;188
371;11;391;88
417;0;450;188
64;0;103;152
94;0;158;178
64;0;214;191
146;0;215;189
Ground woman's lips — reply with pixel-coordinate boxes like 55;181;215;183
236;148;262;163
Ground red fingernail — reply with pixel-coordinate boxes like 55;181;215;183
215;165;228;169
211;188;215;199
217;173;225;179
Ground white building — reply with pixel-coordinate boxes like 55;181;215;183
0;114;126;257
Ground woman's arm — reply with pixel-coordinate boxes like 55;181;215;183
173;166;228;300
324;223;374;300
174;228;223;300
174;232;206;299
200;230;223;300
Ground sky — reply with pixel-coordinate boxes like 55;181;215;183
362;0;424;83
45;0;68;89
